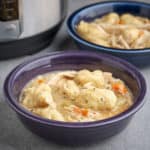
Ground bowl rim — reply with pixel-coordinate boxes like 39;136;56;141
67;0;150;53
4;50;147;128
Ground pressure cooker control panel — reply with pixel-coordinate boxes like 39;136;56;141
0;0;22;41
0;0;19;21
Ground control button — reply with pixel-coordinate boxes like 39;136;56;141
5;24;17;31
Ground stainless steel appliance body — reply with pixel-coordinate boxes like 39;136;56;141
0;0;67;59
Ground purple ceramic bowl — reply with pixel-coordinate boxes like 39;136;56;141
4;51;146;145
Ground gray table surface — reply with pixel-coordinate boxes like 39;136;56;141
0;0;150;150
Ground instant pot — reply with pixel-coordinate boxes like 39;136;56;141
0;0;67;59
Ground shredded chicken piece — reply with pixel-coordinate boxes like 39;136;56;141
111;34;124;49
94;23;110;37
118;35;130;49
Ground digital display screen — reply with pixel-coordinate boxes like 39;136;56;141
0;0;19;21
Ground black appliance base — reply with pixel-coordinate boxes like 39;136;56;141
0;23;62;60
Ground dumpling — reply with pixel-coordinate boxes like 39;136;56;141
22;83;56;108
32;107;64;121
132;30;150;48
77;21;109;41
76;88;117;110
74;70;105;88
122;28;140;44
120;14;144;26
96;13;120;24
54;78;80;100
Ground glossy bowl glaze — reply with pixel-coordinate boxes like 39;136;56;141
67;1;150;67
4;51;146;145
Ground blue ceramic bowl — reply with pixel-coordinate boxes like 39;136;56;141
4;51;146;145
67;1;150;67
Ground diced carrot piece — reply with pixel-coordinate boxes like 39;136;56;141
118;20;124;24
38;79;44;84
81;109;88;116
112;82;127;95
73;107;88;116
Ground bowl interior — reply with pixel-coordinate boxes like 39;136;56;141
9;52;141;106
